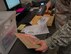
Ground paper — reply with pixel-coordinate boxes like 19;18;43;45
21;24;49;35
37;16;49;25
30;7;39;11
15;33;40;49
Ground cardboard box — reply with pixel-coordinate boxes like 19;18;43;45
30;15;42;25
30;14;54;26
44;14;55;26
15;33;40;49
0;11;17;54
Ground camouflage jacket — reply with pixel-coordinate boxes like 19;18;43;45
45;0;71;54
52;0;71;29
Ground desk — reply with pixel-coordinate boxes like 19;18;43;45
9;6;56;54
9;23;56;54
17;9;38;27
16;3;32;26
16;10;29;26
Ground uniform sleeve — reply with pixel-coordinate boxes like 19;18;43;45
50;0;56;6
45;20;71;49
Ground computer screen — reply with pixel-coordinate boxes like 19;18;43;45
4;0;21;10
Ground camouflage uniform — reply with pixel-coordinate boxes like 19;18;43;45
55;0;71;29
45;0;71;54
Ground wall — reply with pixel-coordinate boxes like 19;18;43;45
0;0;32;11
0;0;6;11
20;0;32;4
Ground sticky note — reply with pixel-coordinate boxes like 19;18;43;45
17;24;26;30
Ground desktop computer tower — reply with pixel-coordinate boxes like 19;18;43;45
0;11;17;54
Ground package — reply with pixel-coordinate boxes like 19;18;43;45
43;14;55;26
30;15;42;25
0;11;17;54
30;14;54;26
15;33;40;49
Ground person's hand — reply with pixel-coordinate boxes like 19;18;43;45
46;1;51;13
35;40;48;52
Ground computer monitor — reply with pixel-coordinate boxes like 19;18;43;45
4;0;21;10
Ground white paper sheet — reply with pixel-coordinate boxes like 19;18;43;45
37;16;49;25
21;24;49;35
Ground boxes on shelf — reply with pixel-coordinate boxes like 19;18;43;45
0;11;17;54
